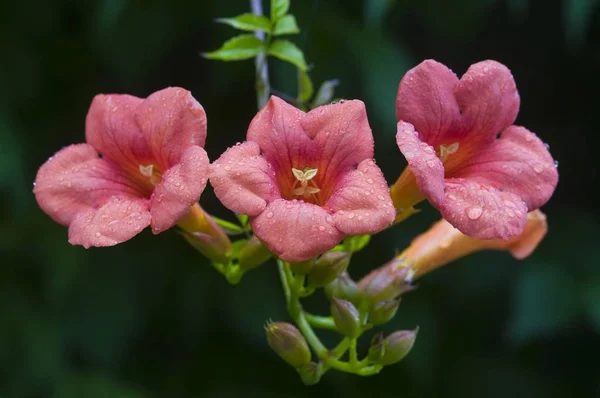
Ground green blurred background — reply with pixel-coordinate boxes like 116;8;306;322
1;0;599;396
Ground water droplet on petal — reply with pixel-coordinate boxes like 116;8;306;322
348;213;355;219
426;160;435;168
404;151;414;159
466;206;483;220
554;160;559;168
318;225;326;231
224;165;231;171
357;215;363;221
95;232;101;237
533;164;544;174
367;178;374;184
266;211;274;219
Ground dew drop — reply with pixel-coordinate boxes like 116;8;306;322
348;213;355;219
377;194;385;201
439;237;452;249
318;225;326;231
266;211;274;219
367;178;374;184
357;215;363;221
533;164;544;174
466;206;483;220
544;142;550;150
554;160;559;168
224;165;231;171
404;151;414;159
95;232;101;237
426;160;435;168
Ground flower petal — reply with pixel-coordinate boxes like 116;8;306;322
33;143;144;226
135;87;207;170
149;145;210;233
85;93;151;173
507;210;548;259
251;199;344;262
395;59;462;145
455;60;520;145
395;121;445;206
247;96;316;192
210;141;278;217
326;159;394;235
439;178;528;240
68;196;151;248
301;100;374;183
452;125;558;211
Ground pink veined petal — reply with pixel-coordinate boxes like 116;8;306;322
210;141;278;217
455;60;520;145
149;145;210;233
439;178;528;240
247;96;317;190
33;143;144;226
396;59;462;145
326;159;395;235
301;100;374;184
135;87;207;170
452;125;558;211
68;196;151;248
85;93;152;173
251;199;344;262
395;121;445;206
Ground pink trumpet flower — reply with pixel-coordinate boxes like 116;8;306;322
391;60;558;240
210;96;395;262
34;87;215;249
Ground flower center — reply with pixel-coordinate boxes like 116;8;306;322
139;164;163;186
439;142;459;162
291;167;321;199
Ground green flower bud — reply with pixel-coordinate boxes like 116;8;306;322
308;252;351;287
330;298;360;338
265;322;311;368
369;299;401;326
324;272;363;305
379;328;418;366
289;259;316;274
297;362;322;385
358;258;415;303
367;332;385;362
238;236;272;270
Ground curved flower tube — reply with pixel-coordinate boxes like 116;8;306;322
391;60;558;240
34;87;211;248
397;210;548;281
210;96;395;262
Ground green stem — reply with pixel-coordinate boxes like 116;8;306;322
277;260;328;358
305;313;336;330
349;338;358;366
250;0;270;109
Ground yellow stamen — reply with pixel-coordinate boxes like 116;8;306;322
139;164;162;185
439;142;459;162
291;167;321;199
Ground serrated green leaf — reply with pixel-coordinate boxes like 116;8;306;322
268;39;307;70
212;216;245;235
273;14;300;35
203;34;265;61
216;13;272;33
271;0;290;22
297;69;314;104
311;79;340;108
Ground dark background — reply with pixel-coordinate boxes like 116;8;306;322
1;0;599;397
